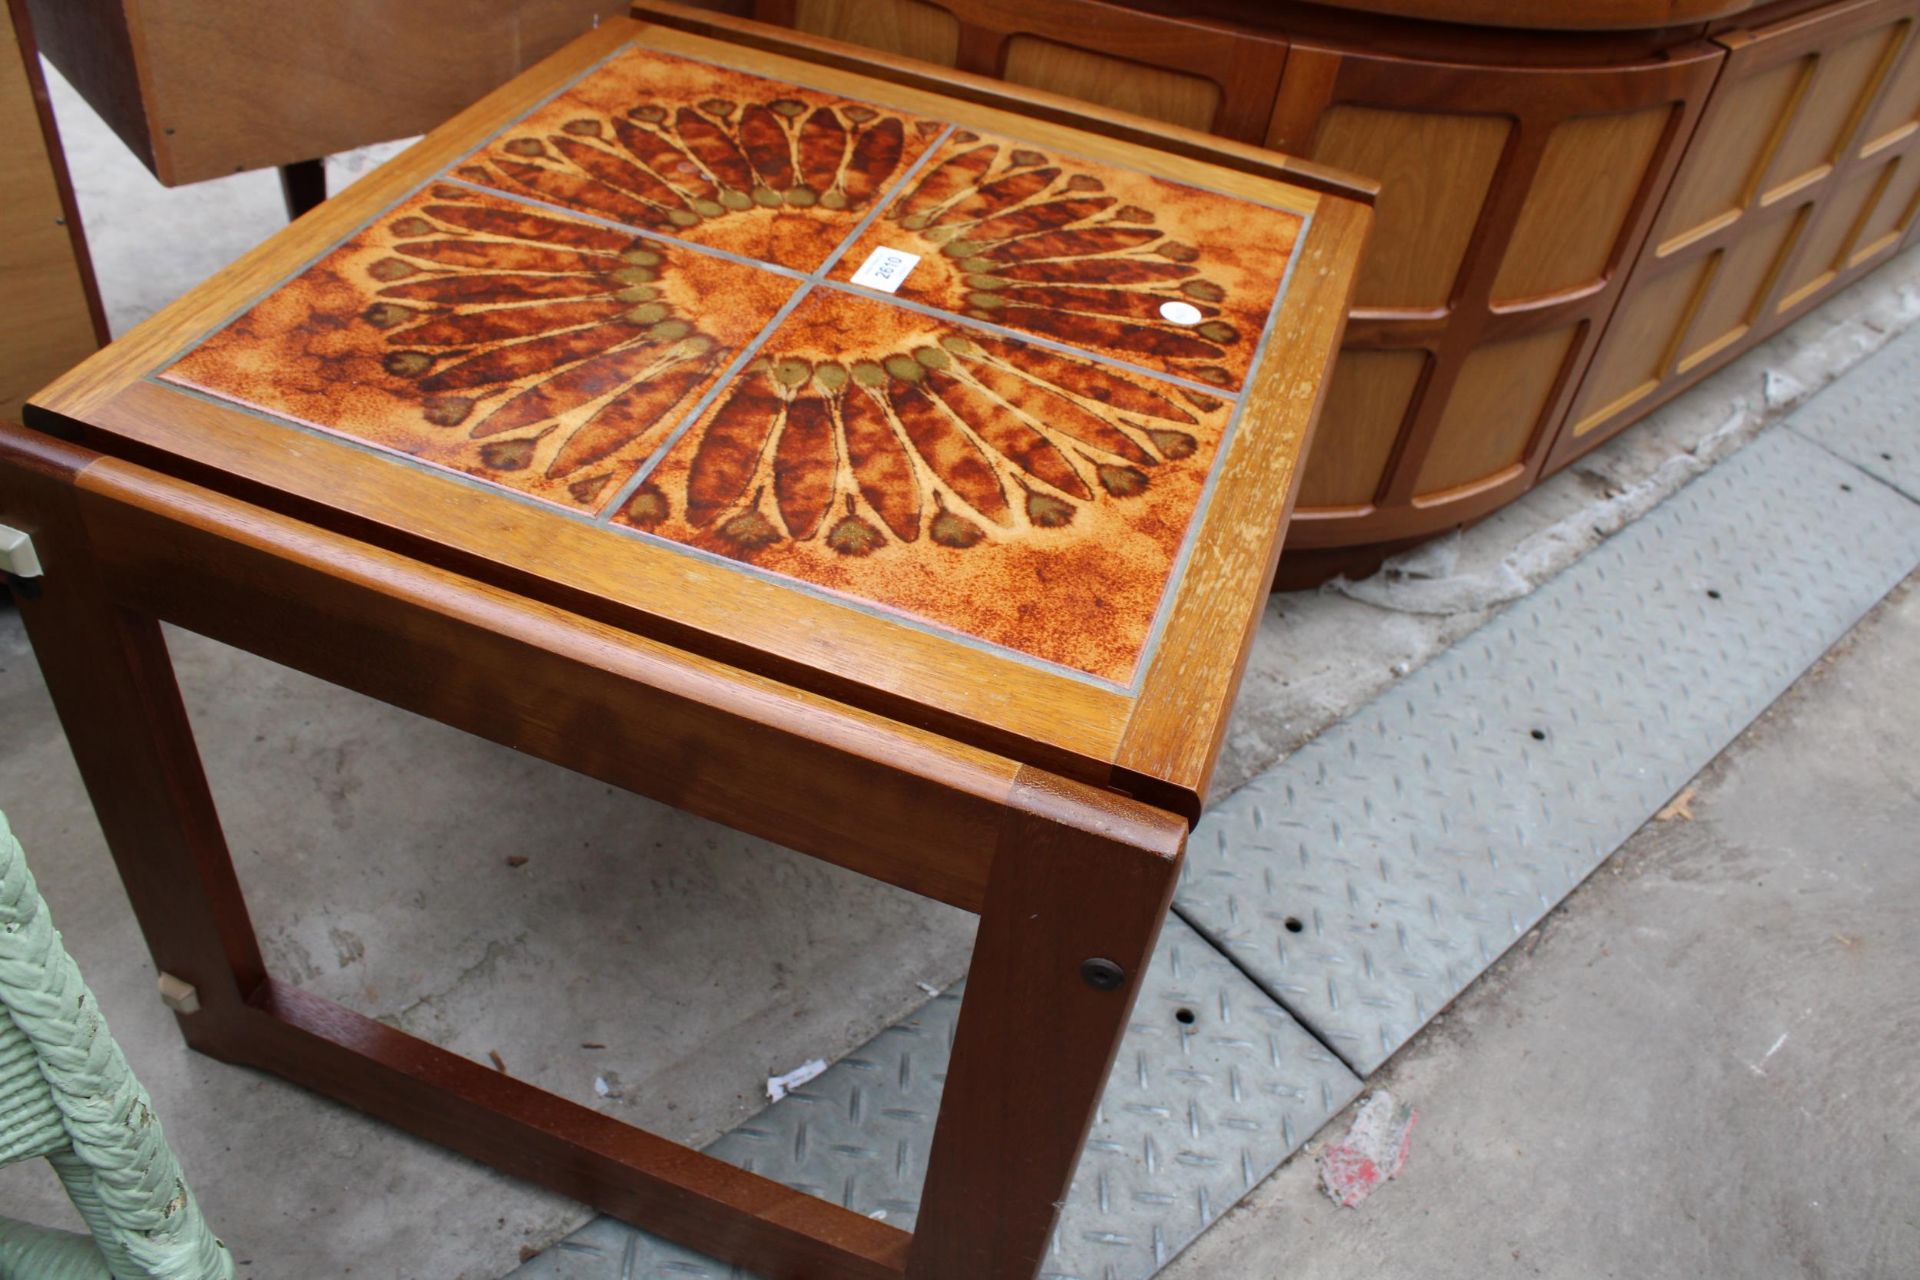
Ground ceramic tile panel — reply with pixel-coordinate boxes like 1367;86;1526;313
831;128;1306;390
158;43;1308;681
614;288;1234;683
454;46;946;273
162;184;798;512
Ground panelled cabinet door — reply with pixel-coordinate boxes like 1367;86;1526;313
753;0;1287;143
1271;39;1721;550
1549;0;1920;471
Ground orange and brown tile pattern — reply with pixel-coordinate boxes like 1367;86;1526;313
456;47;944;273
156;48;1298;681
614;290;1232;683
833;130;1304;390
163;184;797;512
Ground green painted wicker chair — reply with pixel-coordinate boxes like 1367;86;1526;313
0;810;233;1280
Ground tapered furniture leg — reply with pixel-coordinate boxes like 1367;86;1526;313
909;772;1187;1280
278;159;326;220
1;440;263;1048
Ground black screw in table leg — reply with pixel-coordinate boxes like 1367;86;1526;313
1079;957;1126;991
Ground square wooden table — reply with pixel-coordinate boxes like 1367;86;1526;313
0;8;1369;1277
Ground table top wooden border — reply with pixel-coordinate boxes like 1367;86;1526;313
28;13;1370;816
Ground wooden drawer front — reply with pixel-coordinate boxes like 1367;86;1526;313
1553;0;1920;469
755;0;1285;142
1270;42;1719;545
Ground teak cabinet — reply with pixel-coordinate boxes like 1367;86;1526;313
754;0;1920;580
1266;39;1720;550
756;0;1289;142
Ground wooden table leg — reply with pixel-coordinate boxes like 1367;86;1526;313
908;769;1187;1280
3;443;264;1050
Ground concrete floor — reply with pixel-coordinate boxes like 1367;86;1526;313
3;55;1918;1280
1164;580;1920;1280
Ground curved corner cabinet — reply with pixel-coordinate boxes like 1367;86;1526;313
1266;39;1721;565
754;0;1920;581
1554;0;1920;470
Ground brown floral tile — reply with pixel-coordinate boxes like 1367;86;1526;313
455;46;945;273
613;290;1234;683
162;184;797;512
831;129;1305;391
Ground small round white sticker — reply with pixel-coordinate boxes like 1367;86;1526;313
1158;300;1203;326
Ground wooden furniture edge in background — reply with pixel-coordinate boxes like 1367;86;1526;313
2;0;107;420
1230;0;1768;31
23;0;638;186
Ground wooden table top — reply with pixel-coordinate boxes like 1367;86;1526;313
28;16;1367;815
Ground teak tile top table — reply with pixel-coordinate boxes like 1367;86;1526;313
0;7;1370;1277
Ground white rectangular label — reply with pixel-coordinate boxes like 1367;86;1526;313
849;246;921;293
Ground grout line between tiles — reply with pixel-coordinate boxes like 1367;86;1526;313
589;123;959;523
437;175;813;283
589;281;813;525
812;124;962;276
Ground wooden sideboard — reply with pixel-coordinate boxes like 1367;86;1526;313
752;0;1920;581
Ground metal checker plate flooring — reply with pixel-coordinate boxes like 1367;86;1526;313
1176;425;1920;1073
510;915;1360;1279
1786;323;1920;502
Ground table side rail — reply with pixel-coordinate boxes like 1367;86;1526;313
0;422;1017;912
244;977;912;1280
